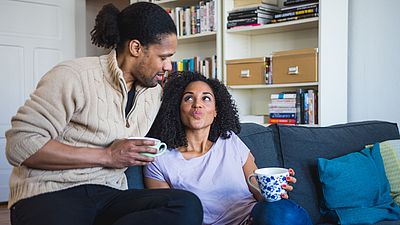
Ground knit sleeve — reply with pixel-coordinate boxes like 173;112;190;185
5;64;84;166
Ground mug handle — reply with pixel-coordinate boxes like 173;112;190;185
247;174;261;193
155;143;167;156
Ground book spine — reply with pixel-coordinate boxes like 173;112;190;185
270;93;297;99
228;13;273;20
284;0;319;6
274;7;318;19
281;2;318;12
269;107;296;113
269;118;297;124
271;13;318;23
270;113;296;119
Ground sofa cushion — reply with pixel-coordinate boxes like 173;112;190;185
272;120;400;224
318;144;400;224
238;123;281;168
125;166;144;189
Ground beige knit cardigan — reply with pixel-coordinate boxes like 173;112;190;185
5;50;162;208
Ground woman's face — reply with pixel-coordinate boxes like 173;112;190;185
180;81;217;132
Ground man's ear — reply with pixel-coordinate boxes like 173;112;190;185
128;40;141;56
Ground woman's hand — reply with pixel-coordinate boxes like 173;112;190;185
281;168;296;199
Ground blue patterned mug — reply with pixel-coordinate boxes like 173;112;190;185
247;167;289;202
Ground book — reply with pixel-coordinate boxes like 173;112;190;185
269;118;296;124
234;0;278;8
271;13;318;23
269;101;296;108
270;93;297;99
228;13;273;21
295;89;304;124
281;2;318;11
269;107;296;113
229;4;280;14
227;23;263;29
274;7;318;19
227;17;271;28
283;0;318;7
270;113;296;119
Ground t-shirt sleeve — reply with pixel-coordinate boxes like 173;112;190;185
144;159;166;182
231;133;251;166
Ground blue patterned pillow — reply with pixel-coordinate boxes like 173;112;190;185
318;144;400;224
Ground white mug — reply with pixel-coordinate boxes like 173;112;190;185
247;167;289;202
127;137;167;157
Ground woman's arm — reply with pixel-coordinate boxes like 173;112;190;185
243;153;264;201
243;153;297;200
144;177;171;189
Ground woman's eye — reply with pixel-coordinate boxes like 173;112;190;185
183;96;193;101
203;96;212;101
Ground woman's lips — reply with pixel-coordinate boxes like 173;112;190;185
192;111;202;119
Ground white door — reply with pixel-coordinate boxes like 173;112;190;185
0;0;76;202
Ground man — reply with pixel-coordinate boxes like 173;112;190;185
5;2;203;225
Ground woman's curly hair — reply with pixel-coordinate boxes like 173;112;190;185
147;71;241;148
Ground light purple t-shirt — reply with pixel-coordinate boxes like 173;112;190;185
144;133;256;225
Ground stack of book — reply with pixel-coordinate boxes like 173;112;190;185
268;89;318;125
227;2;280;29
271;0;319;24
268;92;297;124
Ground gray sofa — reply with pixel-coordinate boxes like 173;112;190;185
125;120;400;224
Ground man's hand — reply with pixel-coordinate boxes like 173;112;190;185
104;138;158;168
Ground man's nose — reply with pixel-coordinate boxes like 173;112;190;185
163;59;172;71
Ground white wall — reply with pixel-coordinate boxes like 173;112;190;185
86;0;129;56
348;0;400;127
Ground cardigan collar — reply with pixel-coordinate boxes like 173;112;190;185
102;49;149;95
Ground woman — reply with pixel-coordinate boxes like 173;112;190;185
144;71;312;225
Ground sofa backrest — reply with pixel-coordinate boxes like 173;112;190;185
238;123;281;168
272;120;400;224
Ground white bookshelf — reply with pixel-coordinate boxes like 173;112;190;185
154;0;223;80
222;0;348;126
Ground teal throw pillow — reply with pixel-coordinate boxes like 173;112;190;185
318;144;400;224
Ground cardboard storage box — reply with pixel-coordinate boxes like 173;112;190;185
272;48;318;84
226;57;267;85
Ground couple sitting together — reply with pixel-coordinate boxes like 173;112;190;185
5;2;311;225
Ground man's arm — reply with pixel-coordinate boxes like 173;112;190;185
23;139;158;170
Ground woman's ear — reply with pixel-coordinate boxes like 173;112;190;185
128;39;141;56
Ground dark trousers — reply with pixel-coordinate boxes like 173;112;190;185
10;184;203;225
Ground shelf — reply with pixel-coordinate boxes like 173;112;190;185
154;0;201;8
228;82;319;89
177;31;217;44
226;17;319;35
